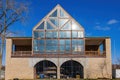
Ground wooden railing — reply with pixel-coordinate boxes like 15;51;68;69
85;51;106;56
11;51;106;57
12;51;32;56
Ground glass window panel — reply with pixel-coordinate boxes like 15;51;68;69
78;31;84;38
77;45;84;52
61;21;71;30
47;22;54;29
46;40;58;45
72;39;84;45
72;31;77;38
72;39;84;52
59;19;68;27
38;32;44;38
50;9;57;17
39;46;45;51
38;40;44;45
34;31;44;38
34;31;39;38
46;46;58;52
72;40;77;45
59;46;65;51
33;39;38;45
77;40;84;45
53;32;58;38
36;22;44;29
72;45;78;52
50;18;58;27
60;9;68;18
33;46;39;51
46;32;53;38
52;46;58;52
65;45;71;52
65;31;71;38
60;40;65;45
46;46;52;52
65;40;71;45
59;31;65;38
72;21;81;30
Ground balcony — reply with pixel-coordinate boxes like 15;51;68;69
12;51;32;57
11;51;106;58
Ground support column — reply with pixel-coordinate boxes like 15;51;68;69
57;66;60;79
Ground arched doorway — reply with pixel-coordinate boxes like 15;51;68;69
60;60;84;79
34;60;57;79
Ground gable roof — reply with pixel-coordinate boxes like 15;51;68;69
33;4;84;31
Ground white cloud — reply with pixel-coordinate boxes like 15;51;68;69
95;26;110;31
107;19;119;25
85;32;92;36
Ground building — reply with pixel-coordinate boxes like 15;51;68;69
5;4;112;80
112;64;120;78
0;66;5;79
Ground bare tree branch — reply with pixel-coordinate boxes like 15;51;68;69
0;0;29;35
0;0;29;69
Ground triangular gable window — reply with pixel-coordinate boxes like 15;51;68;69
60;9;68;18
36;21;44;29
50;9;57;17
49;18;58;27
33;4;84;31
46;21;54;29
61;21;71;30
72;21;82;30
59;19;69;27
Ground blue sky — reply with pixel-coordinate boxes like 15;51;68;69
4;0;120;64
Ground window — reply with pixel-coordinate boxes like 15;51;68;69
46;40;58;45
46;46;58;52
72;39;84;52
78;31;84;38
50;18;58;27
46;22;54;29
61;21;71;30
36;21;44;29
59;19;68;27
59;31;65;38
59;45;65;52
72;31;77;38
46;32;53;38
60;40;65;45
53;32;58;38
34;31;44;38
65;31;71;38
50;9;57;17
60;9;68;18
33;6;85;54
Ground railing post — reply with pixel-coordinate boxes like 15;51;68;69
21;51;22;56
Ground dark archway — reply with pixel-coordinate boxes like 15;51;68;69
34;60;57;79
60;60;84;79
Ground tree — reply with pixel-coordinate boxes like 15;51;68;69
117;58;120;67
0;0;29;69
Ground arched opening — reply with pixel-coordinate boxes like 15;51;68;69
34;60;57;79
60;60;84;79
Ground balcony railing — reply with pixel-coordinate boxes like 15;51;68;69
11;51;106;57
12;51;32;56
85;51;106;56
